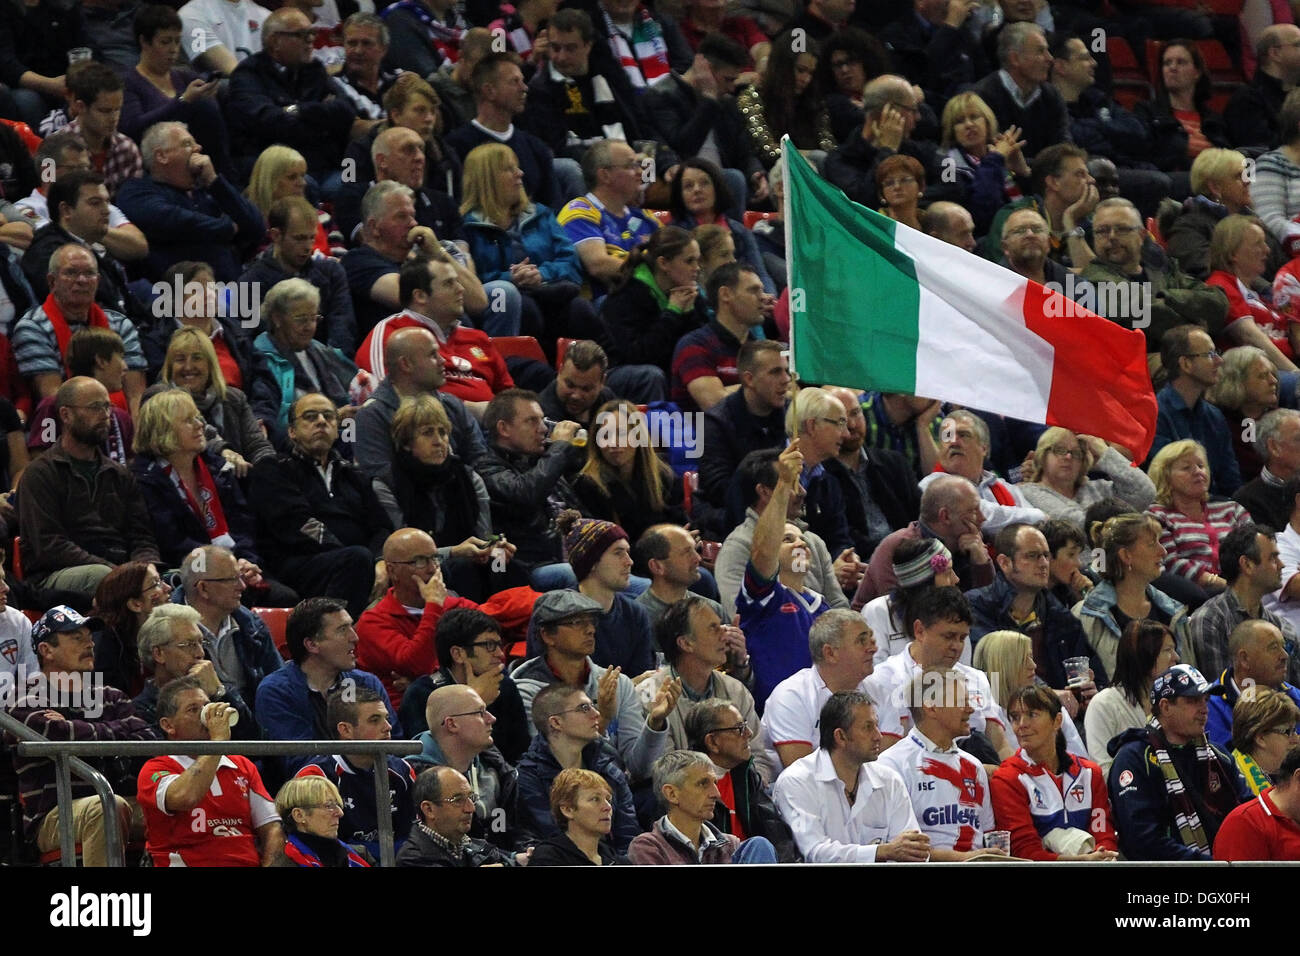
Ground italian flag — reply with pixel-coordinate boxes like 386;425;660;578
782;139;1158;460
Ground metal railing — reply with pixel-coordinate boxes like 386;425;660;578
11;737;422;868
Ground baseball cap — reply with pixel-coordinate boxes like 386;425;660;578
31;605;103;652
532;590;604;627
1150;664;1225;706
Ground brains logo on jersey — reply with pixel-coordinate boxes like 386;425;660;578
1118;770;1134;788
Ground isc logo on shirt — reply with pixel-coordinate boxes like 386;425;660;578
916;781;934;791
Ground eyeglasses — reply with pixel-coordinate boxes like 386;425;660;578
1050;445;1086;460
1184;349;1222;360
444;708;490;722
286;313;323;327
709;722;753;738
388;555;440;570
437;791;478;806
68;401;113;415
1093;224;1140;237
559;702;599;716
1006;224;1049;237
297;408;339;423
820;417;849;429
277;28;315;40
200;576;240;586
306;802;344;813
1266;726;1298;737
881;177;916;189
57;269;99;280
167;640;203;652
140;579;168;596
469;639;505;653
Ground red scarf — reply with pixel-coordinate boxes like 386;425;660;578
42;293;110;370
165;456;230;541
931;462;1018;506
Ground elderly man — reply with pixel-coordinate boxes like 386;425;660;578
783;387;858;558
1206;620;1300;750
558;139;660;292
132;603;255;732
250;392;390;617
239;196;357;353
1108;664;1249;860
397;765;527;866
17;377;159;596
854;473;994;606
971;22;1068;158
334;124;462;246
1189;524;1300;687
225;6;380;193
116;121;263;281
759;609;879;777
628;749;777;863
1148;325;1241;495
968;522;1108;695
715;447;855;618
409;684;522;849
1081;199;1228;356
356;527;483;705
919;409;1045;534
824;385;920;560
921;201;977;253
773;691;930;863
685;698;799;859
644;596;757;750
876;669;1007;859
255;597;400;775
871;586;1012;758
399;608;529;761
516;683;640;852
11;606;157;867
298;686;417;858
477;388;583;575
825;75;938;210
137;675;283;866
1236;409;1300;531
999;207;1074;286
696;339;790;533
10;243;147;412
670;262;770;412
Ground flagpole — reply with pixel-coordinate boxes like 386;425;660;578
780;137;796;379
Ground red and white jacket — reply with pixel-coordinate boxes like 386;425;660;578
989;748;1118;860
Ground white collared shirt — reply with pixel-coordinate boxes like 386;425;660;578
758;665;884;782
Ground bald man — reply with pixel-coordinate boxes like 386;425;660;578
355;528;488;706
823;385;920;558
354;326;487;478
408;684;526;849
921;202;976;253
333;124;463;243
17;376;160;596
825;75;937;209
226;6;381;194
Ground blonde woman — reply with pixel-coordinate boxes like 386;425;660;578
130;388;266;576
458;143;597;345
1164;148;1275;280
159;325;275;473
275;776;373;867
973;628;1088;758
1074;512;1190;678
938;90;1028;234
1226;685;1300;794
1206;345;1280;483
245;145;331;256
1019;426;1155;529
1147;439;1250;594
573;399;685;544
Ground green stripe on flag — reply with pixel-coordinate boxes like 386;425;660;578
785;142;921;393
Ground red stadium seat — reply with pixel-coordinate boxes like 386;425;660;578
1196;39;1244;85
556;337;576;370
648;209;672;226
0;119;40;156
255;607;292;661
743;211;777;229
1146;216;1166;250
490;336;547;364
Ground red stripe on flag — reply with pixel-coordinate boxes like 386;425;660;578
1021;282;1158;461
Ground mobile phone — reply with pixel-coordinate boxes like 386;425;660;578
199;70;227;82
485;533;502;545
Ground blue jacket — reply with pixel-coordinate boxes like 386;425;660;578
251;330;359;445
967;572;1110;690
116;173;265;282
460;205;583;285
1150;384;1242;497
1107;723;1249;860
407;731;525;849
299;754;417;859
516;732;640;854
1206;667;1300;751
130;448;262;567
255;662;401;775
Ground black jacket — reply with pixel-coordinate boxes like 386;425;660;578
970;71;1071;160
476;441;583;571
709;759;800;862
1233;475;1291;532
225;51;359;178
1065;86;1154;168
641;74;762;180
880;14;985;112
822;448;920;559
1133;97;1230;173
22;223;145;324
530;831;626;866
521;63;652;162
395;823;515;867
400;666;530;764
597;273;709;373
695;389;786;537
249;447;392;572
1225;70;1288;151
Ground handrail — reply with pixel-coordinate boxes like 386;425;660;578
0;710;125;868
14;740;423;868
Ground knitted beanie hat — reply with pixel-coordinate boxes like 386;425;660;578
558;511;629;582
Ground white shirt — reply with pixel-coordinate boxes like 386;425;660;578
918;469;1045;535
871;644;1008;742
861;595;972;667
772;748;919;863
179;0;271;63
876;728;994;852
1264;521;1300;636
0;605;37;690
15;191;132;230
758;665;883;782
